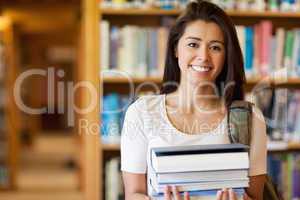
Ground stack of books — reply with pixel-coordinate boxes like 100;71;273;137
148;144;250;199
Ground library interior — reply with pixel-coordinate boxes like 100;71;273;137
0;0;300;200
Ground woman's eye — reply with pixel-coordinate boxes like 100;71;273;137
210;46;222;51
188;43;199;48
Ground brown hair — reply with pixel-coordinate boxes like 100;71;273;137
160;0;245;107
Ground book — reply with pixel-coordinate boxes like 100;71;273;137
105;157;124;200
151;169;249;184
150;178;249;194
151;144;249;173
150;188;245;200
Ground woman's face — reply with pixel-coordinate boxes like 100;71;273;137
176;19;225;86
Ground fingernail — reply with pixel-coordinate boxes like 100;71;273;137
217;190;222;195
222;188;227;192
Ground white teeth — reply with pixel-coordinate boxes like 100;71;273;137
190;65;211;72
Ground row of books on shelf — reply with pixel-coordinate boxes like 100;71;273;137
268;153;300;200
247;88;300;141
101;20;168;78
237;21;300;78
100;0;189;9
100;19;300;79
100;0;300;11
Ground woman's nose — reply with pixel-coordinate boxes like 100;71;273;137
196;46;209;62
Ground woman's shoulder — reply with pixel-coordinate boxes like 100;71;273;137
251;105;265;123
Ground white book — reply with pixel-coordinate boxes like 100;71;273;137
235;26;245;60
275;28;285;70
151;144;249;173
100;20;110;71
105;158;121;200
153;169;249;184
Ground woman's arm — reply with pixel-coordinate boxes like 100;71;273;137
245;174;266;200
122;172;150;200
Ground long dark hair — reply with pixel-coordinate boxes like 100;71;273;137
160;0;246;108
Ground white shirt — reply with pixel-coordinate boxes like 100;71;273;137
121;94;267;191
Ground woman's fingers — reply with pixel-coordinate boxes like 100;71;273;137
172;186;181;200
228;189;238;200
164;186;172;200
222;188;229;200
216;190;223;200
184;192;190;200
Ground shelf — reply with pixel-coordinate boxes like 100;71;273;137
102;143;121;151
100;8;300;18
101;8;181;15
102;76;162;83
102;76;300;85
101;141;300;152
0;185;9;190
268;141;300;152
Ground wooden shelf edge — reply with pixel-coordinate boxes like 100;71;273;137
102;76;162;83
102;76;300;85
100;8;300;18
0;185;10;190
102;143;120;151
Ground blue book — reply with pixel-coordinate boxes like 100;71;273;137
101;93;121;143
245;27;254;75
151;188;245;197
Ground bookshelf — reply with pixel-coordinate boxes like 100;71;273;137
0;16;21;190
98;1;300;200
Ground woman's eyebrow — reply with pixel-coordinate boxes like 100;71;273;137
185;37;224;45
185;36;202;41
209;40;225;45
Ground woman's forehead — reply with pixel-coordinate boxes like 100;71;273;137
182;20;224;42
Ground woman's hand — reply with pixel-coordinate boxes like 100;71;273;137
216;188;253;200
164;186;190;200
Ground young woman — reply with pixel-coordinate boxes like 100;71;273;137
121;1;267;200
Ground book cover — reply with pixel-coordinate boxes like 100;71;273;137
151;144;249;173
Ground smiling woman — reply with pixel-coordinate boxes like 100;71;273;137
121;1;267;200
175;20;225;86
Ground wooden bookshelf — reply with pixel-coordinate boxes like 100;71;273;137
98;3;300;200
0;16;21;190
77;0;101;200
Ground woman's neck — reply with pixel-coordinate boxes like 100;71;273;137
170;83;224;114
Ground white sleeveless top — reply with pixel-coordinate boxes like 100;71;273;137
121;94;267;193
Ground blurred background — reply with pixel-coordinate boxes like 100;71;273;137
1;0;300;200
0;0;84;199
